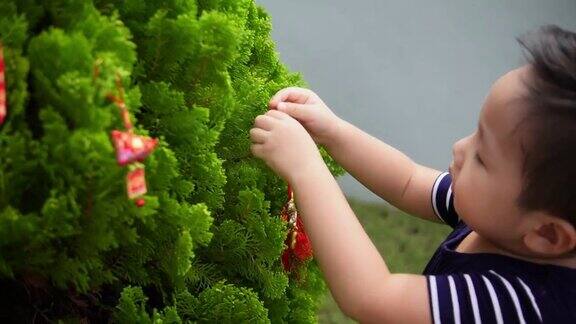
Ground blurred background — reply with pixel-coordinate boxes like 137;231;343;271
256;0;576;202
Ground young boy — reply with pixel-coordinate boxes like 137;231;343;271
250;25;576;323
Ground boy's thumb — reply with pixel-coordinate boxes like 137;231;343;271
277;102;309;120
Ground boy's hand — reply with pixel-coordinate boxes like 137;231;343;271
250;109;326;184
269;87;343;146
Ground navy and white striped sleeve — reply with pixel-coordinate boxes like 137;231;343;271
427;271;543;324
431;172;459;227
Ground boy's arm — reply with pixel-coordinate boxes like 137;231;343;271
291;162;432;323
324;120;444;223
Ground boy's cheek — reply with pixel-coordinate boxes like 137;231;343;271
452;177;483;221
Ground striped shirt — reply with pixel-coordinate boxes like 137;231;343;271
424;172;576;324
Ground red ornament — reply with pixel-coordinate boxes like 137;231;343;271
126;164;147;199
104;72;158;206
0;42;6;125
280;186;313;272
111;130;158;166
292;217;313;260
281;249;291;272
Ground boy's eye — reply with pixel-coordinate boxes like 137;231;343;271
475;153;484;166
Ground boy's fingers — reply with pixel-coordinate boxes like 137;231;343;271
277;102;310;120
250;128;269;144
254;115;275;130
250;143;265;158
265;109;288;120
269;87;312;108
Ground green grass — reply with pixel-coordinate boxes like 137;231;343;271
317;198;451;324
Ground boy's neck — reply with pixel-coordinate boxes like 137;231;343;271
457;231;576;269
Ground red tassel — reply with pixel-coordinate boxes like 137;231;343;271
292;217;313;260
281;249;291;271
280;186;313;272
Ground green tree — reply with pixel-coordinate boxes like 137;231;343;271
0;0;341;322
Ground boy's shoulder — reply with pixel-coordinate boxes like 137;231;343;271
424;222;576;324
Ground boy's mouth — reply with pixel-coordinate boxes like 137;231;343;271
448;164;457;191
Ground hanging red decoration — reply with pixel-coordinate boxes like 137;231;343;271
291;216;313;260
280;186;313;272
0;42;6;125
106;74;158;207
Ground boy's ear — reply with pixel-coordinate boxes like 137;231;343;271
523;214;576;256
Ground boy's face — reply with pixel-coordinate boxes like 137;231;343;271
450;66;533;254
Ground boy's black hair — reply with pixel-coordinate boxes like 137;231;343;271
516;25;576;227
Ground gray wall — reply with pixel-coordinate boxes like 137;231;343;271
255;0;576;201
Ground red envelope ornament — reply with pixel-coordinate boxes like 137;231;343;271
126;165;147;199
104;73;158;208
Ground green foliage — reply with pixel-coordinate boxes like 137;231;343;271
0;0;344;322
174;282;270;323
114;286;182;323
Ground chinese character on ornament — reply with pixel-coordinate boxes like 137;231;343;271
127;164;147;207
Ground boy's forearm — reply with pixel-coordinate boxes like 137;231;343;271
291;163;391;317
324;120;417;209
